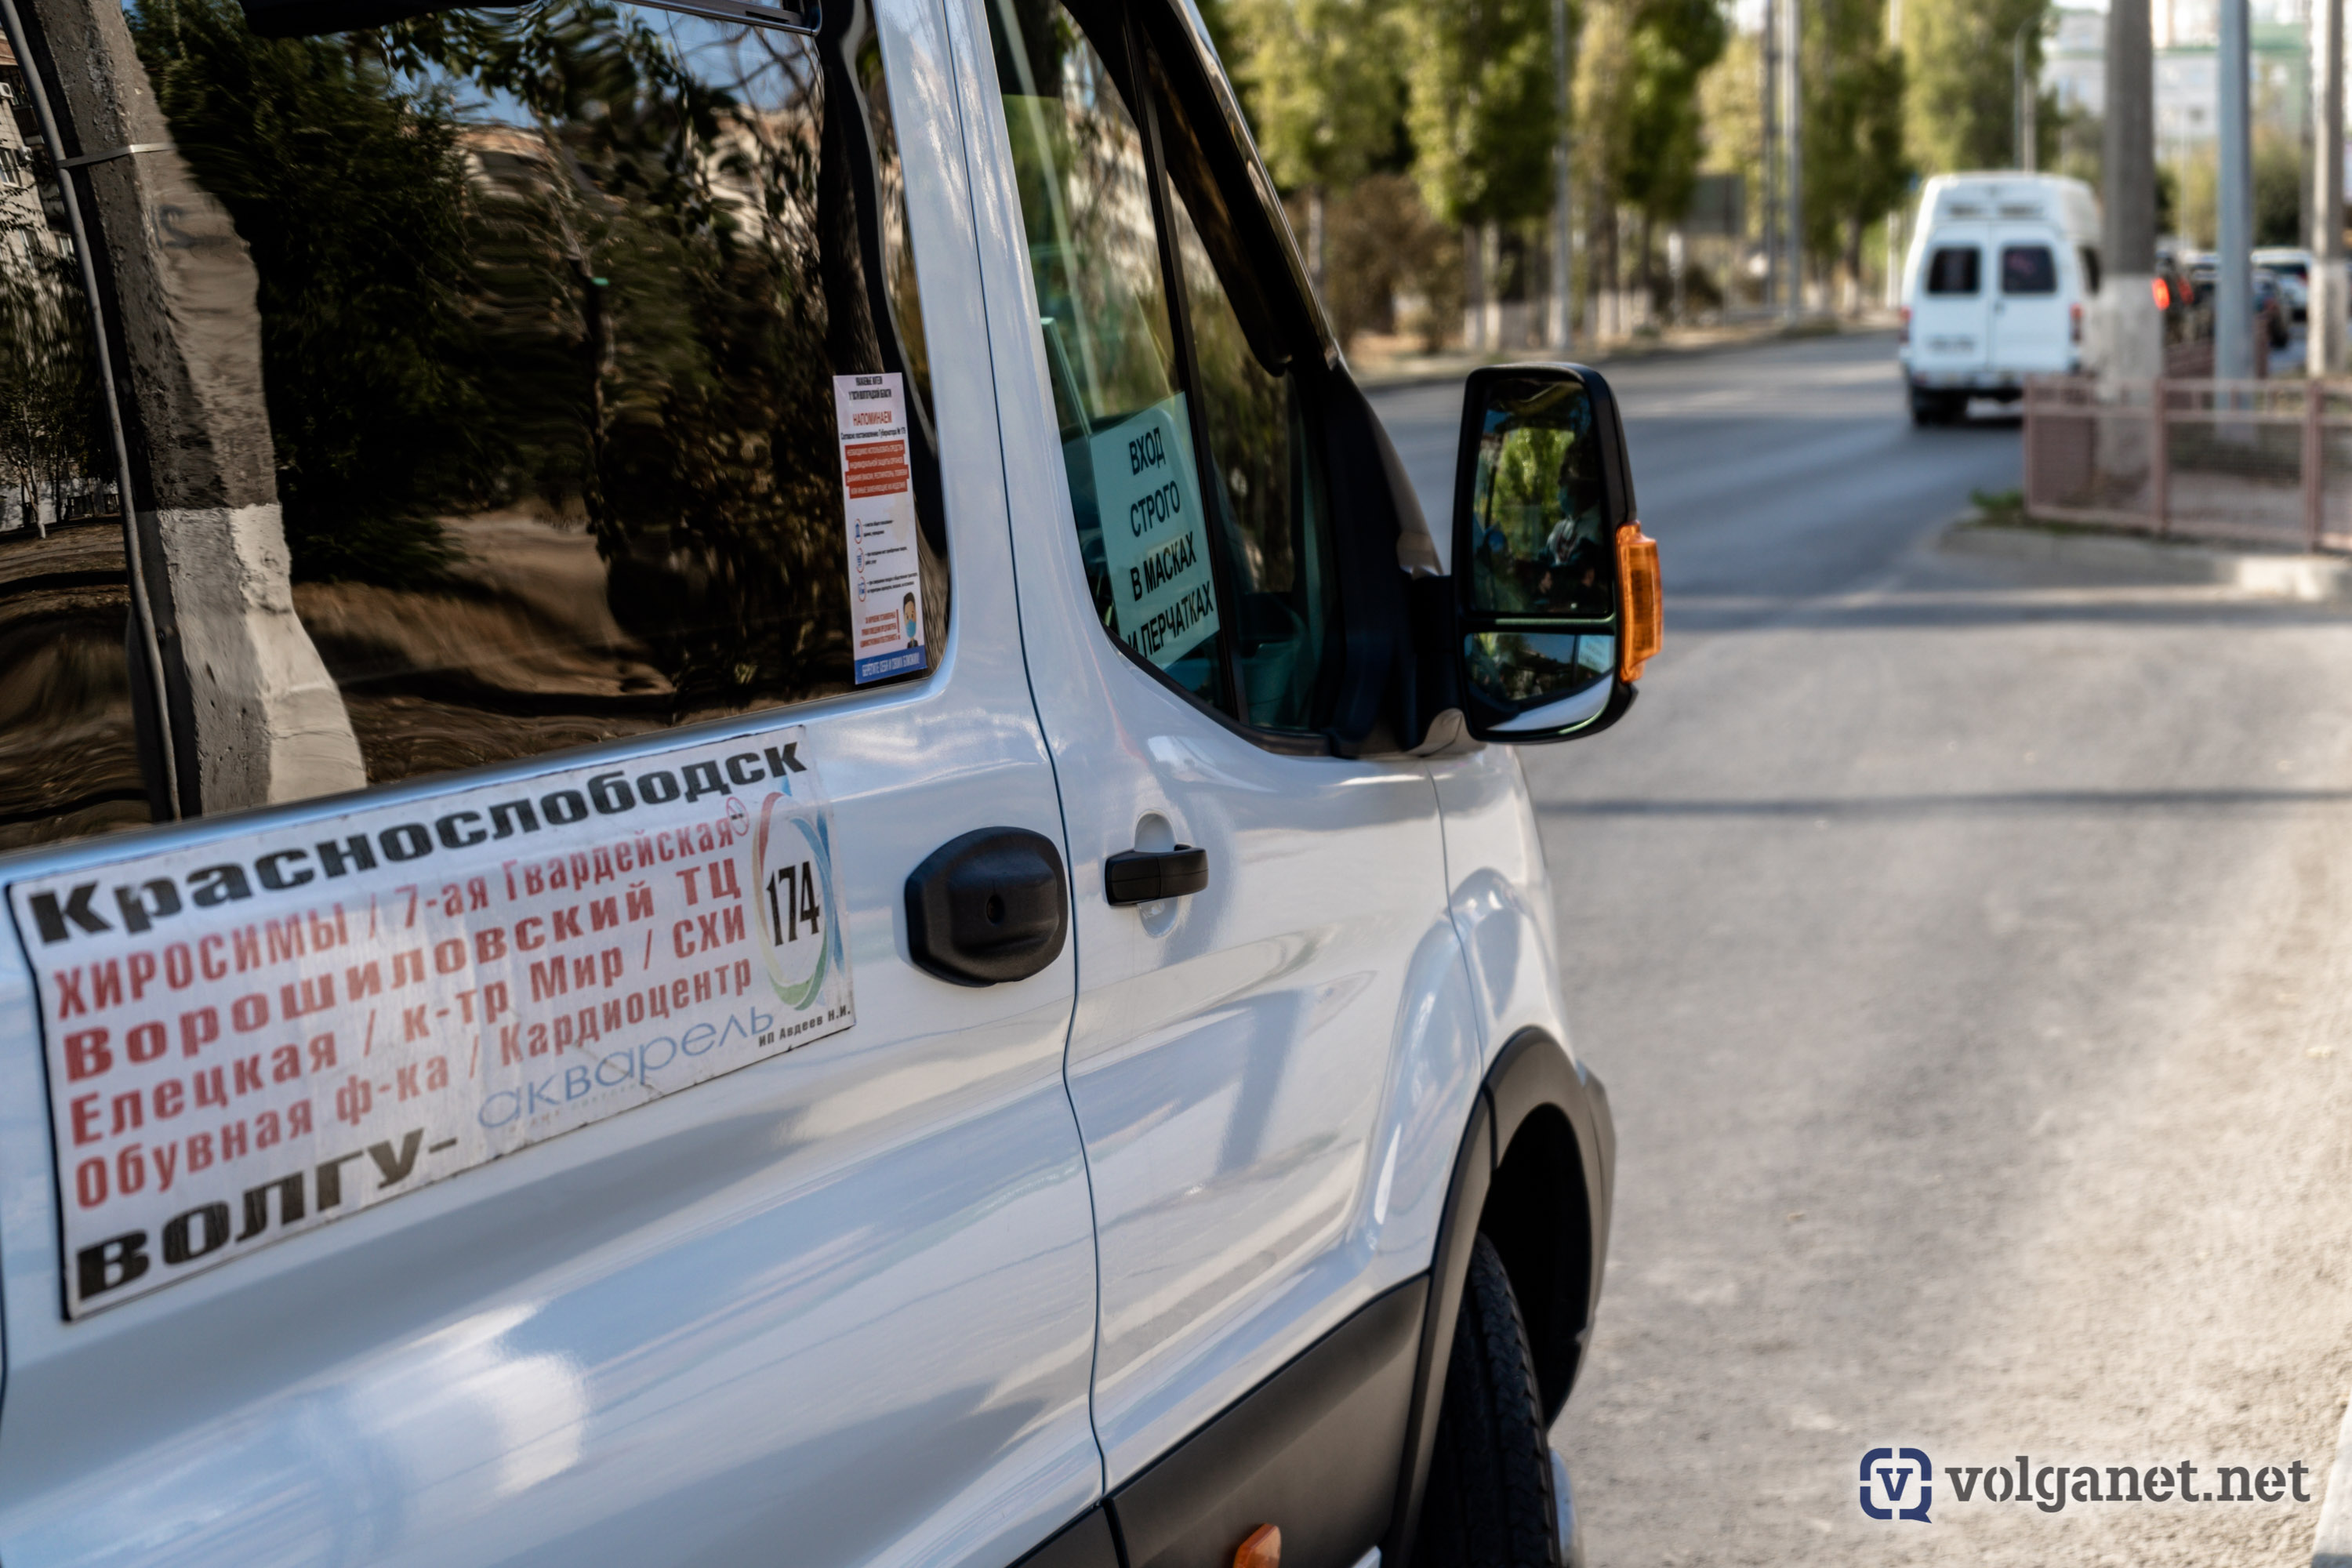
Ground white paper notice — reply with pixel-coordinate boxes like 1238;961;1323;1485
1089;394;1220;669
11;729;853;1317
833;372;927;684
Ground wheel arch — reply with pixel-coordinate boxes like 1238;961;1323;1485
1383;1027;1614;1568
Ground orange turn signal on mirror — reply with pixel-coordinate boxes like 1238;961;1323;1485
1232;1524;1280;1568
1616;521;1661;682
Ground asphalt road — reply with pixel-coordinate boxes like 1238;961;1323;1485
1372;331;2352;1567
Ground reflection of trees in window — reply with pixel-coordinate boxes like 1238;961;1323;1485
0;42;108;540
995;8;1175;434
1471;391;1609;620
0;245;107;538
133;0;484;583
131;0;941;780
0;43;149;846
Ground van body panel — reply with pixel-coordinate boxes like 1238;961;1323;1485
1990;227;2074;374
0;1;1107;1563
1908;224;1992;377
944;0;1491;1494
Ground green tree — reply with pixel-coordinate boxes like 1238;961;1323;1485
1406;0;1559;343
1406;0;1560;228
1804;0;1907;290
1904;0;2043;174
1617;0;1726;299
1233;0;1403;192
2169;129;2307;248
1573;0;1632;319
1230;0;1405;286
1697;26;1762;244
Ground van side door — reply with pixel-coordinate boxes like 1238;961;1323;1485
953;0;1479;1555
0;1;1100;1563
1911;227;1991;379
1988;228;2073;373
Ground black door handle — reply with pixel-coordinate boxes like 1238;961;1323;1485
905;828;1069;985
1104;845;1209;906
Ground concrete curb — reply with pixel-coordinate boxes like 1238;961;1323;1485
1350;320;1885;390
2310;1387;2352;1566
1939;521;2352;603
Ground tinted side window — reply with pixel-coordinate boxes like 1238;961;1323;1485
132;0;944;786
2078;245;2101;295
1925;246;1980;296
991;0;1231;711
989;0;1338;737
0;37;154;849
2002;244;2057;295
1156;61;1338;735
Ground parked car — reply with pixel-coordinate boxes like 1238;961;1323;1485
1900;172;2102;425
2185;258;2291;349
2256;268;2292;347
2253;246;2313;321
0;0;1642;1564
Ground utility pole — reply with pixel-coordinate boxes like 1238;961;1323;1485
1781;0;1804;319
2014;19;2037;172
2313;0;2347;372
1550;0;1573;353
1762;0;1780;312
1886;0;1906;310
2096;0;2161;379
2216;0;2254;379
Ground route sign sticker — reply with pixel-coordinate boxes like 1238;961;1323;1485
9;728;853;1318
1089;394;1220;669
833;372;927;684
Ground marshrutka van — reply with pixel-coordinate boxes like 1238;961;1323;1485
1900;172;2103;424
0;0;1657;1563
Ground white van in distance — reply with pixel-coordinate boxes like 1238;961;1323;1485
1900;172;2102;424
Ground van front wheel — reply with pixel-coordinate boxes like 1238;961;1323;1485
1415;1234;1563;1568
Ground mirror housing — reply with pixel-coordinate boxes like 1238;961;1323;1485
1445;362;1656;746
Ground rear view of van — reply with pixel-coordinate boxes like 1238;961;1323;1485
1900;173;2101;425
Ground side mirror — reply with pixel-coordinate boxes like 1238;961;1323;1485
1449;363;1657;744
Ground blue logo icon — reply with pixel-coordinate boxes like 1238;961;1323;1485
1860;1447;1933;1522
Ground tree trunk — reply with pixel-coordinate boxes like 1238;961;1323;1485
1307;186;1326;303
1482;221;1502;347
1638;209;1654;325
1463;224;1485;350
1604;208;1620;339
1845;216;1865;317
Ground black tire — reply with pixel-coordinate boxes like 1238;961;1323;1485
1415;1234;1559;1568
1910;391;1958;426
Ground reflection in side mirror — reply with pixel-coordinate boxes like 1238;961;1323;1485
1448;363;1655;744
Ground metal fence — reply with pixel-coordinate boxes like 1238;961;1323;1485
2021;376;2352;553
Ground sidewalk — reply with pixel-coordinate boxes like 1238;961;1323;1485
1345;311;1880;389
1940;517;2352;604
